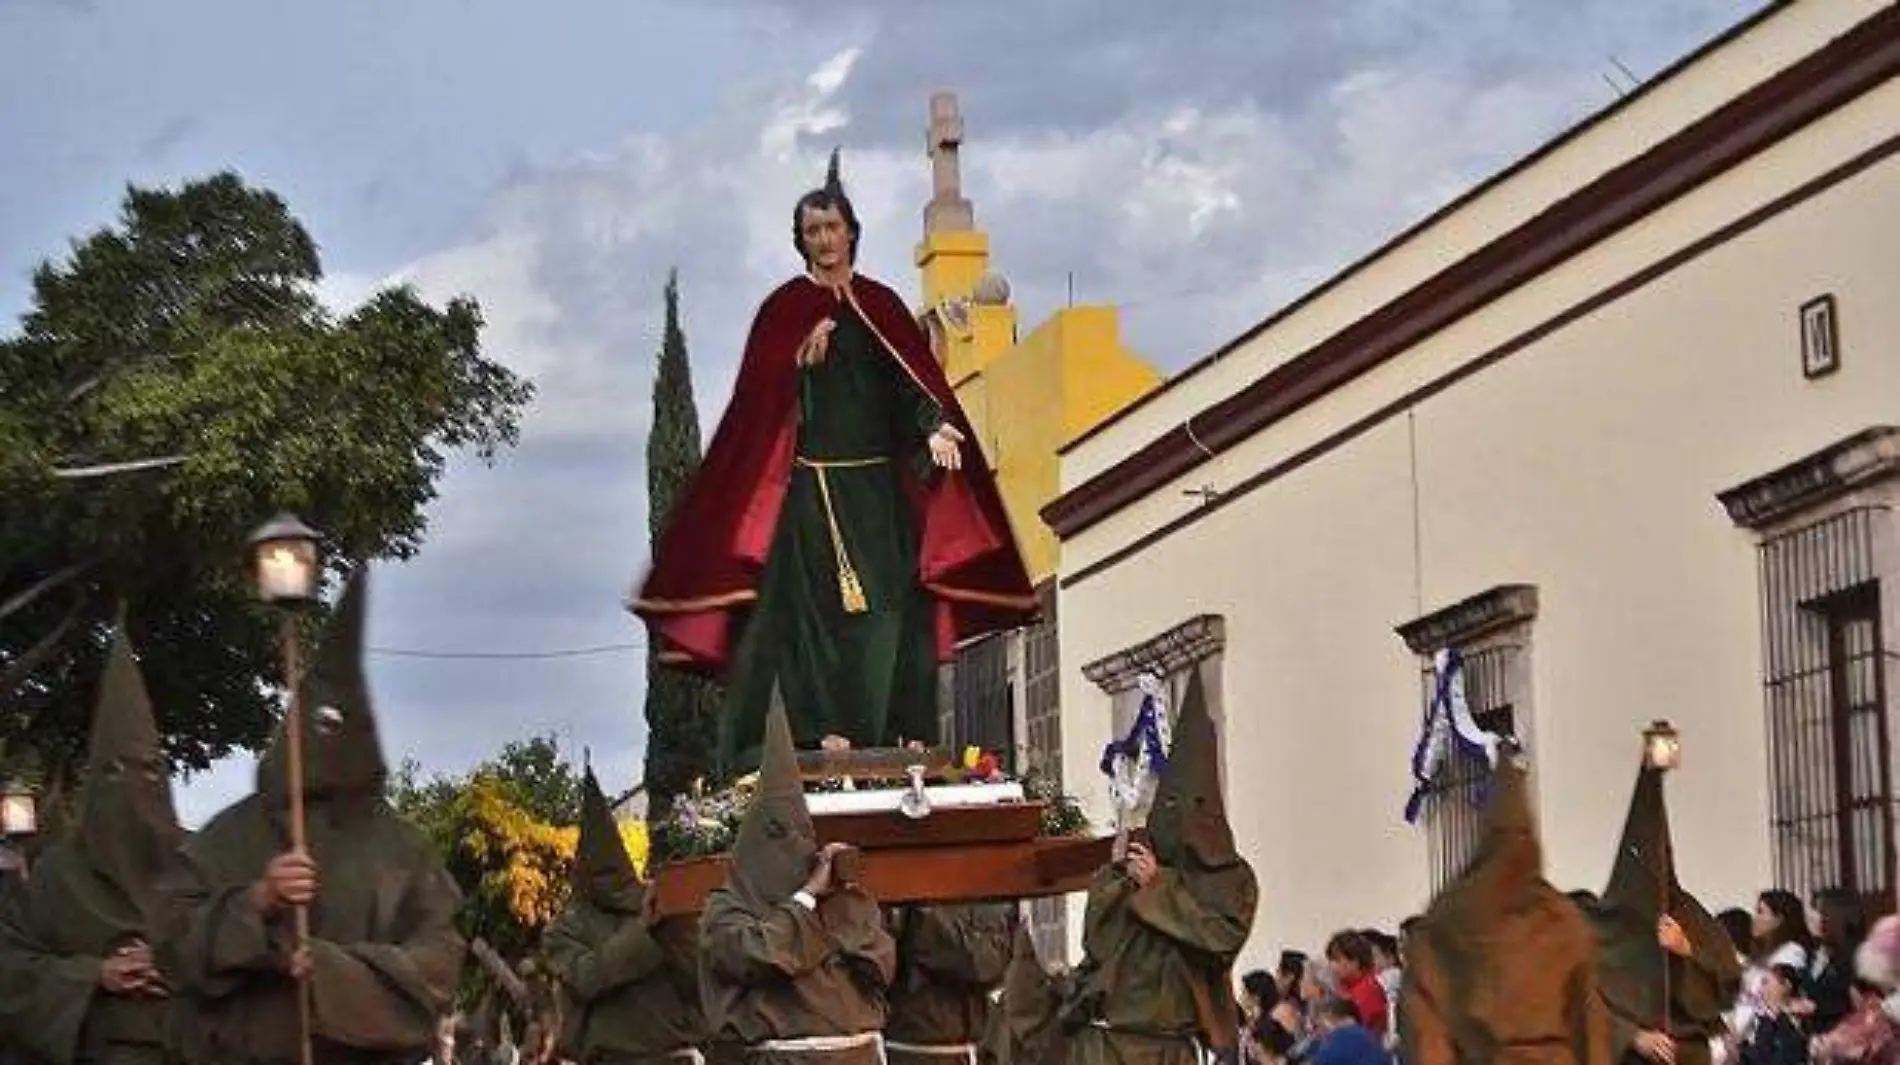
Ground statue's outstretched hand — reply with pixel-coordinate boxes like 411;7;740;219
928;424;965;470
797;319;837;367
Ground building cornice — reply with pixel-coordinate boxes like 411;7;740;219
1395;585;1540;657
1081;615;1224;695
1043;5;1900;543
1717;426;1900;532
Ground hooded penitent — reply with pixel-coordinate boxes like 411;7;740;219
1066;669;1257;1065
1400;750;1610;1065
573;768;643;914
885;904;1013;1065
0;628;182;1065
698;705;896;1065
981;925;1072;1065
161;567;466;1065
545;770;705;1063
1579;764;1740;1065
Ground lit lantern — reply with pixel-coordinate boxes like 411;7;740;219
249;513;323;606
1643;720;1682;772
0;781;37;838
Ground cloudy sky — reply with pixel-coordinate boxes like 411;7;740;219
0;0;1757;825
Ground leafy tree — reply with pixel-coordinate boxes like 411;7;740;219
0;173;533;779
389;734;650;963
641;271;720;819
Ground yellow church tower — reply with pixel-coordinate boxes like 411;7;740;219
913;91;1160;586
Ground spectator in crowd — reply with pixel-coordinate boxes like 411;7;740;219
1802;891;1870;1036
1735;964;1808;1065
1363;931;1402;1050
1307;998;1391;1065
1326;932;1389;1037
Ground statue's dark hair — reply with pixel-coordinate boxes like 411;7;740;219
791;187;862;267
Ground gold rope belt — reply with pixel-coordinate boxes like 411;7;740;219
794;455;891;614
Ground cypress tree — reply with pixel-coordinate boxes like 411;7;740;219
642;270;719;819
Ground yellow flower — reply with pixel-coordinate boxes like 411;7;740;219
962;746;982;770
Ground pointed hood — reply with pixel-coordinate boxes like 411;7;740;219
824;146;844;197
1143;670;1237;868
1585;760;1738;1035
990;923;1071;1065
724;704;815;907
1459;747;1542;901
573;768;643;914
257;568;389;809
78;628;183;916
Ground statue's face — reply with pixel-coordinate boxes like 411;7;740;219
800;204;850;271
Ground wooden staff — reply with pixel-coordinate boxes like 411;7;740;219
281;621;314;1065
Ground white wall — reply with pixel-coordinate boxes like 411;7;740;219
1057;74;1900;974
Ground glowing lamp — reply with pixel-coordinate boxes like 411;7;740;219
0;782;37;837
1643;720;1682;772
249;513;323;606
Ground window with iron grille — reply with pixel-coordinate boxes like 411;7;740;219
1757;521;1893;912
1396;585;1538;893
1081;616;1227;830
1022;584;1065;962
1720;429;1900;917
951;632;1013;757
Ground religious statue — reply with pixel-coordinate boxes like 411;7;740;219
631;149;1036;774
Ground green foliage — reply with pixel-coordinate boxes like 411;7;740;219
641;270;720;819
389;735;587;961
0;173;533;778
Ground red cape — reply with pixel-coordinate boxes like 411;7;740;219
630;273;1038;674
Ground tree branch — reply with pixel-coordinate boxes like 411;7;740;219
469;937;531;1009
0;594;87;699
0;561;94;625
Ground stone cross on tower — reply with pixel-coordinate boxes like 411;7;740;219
924;90;975;234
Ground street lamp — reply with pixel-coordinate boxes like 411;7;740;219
249;512;321;1065
1643;720;1682;772
0;780;37;838
1641;719;1681;1042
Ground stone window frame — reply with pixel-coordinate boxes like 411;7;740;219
1717;425;1900;912
1080;614;1226;826
1394;584;1539;892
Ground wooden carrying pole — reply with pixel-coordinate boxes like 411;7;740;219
281;621;315;1065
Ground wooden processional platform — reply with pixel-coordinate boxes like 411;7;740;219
650;747;1114;918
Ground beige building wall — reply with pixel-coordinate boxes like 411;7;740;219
1054;4;1900;971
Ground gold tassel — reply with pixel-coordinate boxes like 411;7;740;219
839;565;868;614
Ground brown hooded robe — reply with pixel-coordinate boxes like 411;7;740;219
0;631;183;1065
1579;765;1740;1065
1400;751;1611;1065
979;925;1071;1065
159;570;466;1065
1065;671;1257;1065
698;706;896;1065
546;768;705;1064
884;904;1012;1065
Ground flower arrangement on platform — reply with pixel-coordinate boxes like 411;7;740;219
647;748;1091;865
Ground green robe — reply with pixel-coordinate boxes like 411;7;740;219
700;888;897;1065
718;296;945;776
886;906;1013;1065
1063;864;1257;1065
0;847;169;1065
547;905;704;1064
980;928;1071;1065
160;801;466;1065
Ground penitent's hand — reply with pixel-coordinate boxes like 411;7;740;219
251;850;320;916
928;424;965;470
797;318;837;367
1126;842;1160;888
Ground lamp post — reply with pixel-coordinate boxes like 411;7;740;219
1642;719;1681;1041
249;512;321;1065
